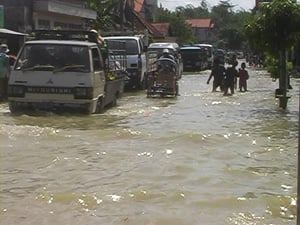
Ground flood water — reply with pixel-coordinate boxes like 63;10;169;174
1;65;299;225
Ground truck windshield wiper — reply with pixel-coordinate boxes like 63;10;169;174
53;65;86;73
21;65;55;71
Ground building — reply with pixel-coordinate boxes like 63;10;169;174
0;0;97;33
132;0;163;40
185;19;216;44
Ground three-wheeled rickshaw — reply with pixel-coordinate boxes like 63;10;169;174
147;58;179;97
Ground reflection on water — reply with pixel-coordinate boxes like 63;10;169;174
9;113;127;130
1;68;299;225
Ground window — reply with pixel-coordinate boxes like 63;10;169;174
38;19;50;29
54;21;68;29
91;48;103;71
15;44;91;72
106;39;139;55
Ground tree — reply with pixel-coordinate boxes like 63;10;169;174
155;7;173;22
169;14;196;44
86;0;134;32
155;7;196;44
244;0;300;109
155;0;254;47
210;0;251;50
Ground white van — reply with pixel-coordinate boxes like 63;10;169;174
104;36;147;89
8;37;124;114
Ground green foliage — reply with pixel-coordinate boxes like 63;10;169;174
210;1;252;50
210;1;235;29
156;0;252;48
86;0;132;32
86;0;253;48
265;53;279;79
244;0;300;56
155;7;173;22
173;2;209;19
169;14;196;44
265;53;294;79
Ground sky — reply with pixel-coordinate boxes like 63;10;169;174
157;0;256;11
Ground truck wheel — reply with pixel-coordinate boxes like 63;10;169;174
138;74;147;90
95;97;104;114
175;83;179;96
108;93;117;107
111;97;117;107
9;102;20;113
84;103;94;114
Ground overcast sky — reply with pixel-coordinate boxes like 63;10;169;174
157;0;256;11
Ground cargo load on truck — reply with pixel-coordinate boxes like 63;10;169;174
104;35;157;90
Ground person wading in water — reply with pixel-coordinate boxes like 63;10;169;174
207;57;226;92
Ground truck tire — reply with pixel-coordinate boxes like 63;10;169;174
84;103;94;114
95;97;104;114
175;82;179;96
9;102;20;114
138;73;147;90
107;93;117;107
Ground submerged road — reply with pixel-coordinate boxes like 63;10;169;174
1;64;299;225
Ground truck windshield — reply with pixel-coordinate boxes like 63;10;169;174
181;49;205;61
15;44;90;72
106;39;138;55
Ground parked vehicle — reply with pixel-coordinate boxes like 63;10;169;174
180;46;208;72
147;58;179;97
214;49;226;65
104;35;149;89
147;42;183;79
7;30;126;114
194;43;213;69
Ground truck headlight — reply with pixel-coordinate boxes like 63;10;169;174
8;85;25;97
74;87;93;99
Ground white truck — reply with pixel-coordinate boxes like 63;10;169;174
104;35;155;90
7;30;126;114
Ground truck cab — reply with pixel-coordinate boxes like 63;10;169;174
104;36;147;89
8;30;125;114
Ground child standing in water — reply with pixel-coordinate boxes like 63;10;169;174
237;62;249;92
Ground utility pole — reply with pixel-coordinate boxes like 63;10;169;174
277;50;290;109
119;0;127;32
298;93;300;225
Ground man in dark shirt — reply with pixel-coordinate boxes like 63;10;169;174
0;44;10;101
207;58;226;92
223;61;238;96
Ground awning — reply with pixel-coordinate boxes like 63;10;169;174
0;28;27;36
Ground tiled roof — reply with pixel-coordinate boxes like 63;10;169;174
151;23;170;36
132;11;164;38
185;19;214;28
